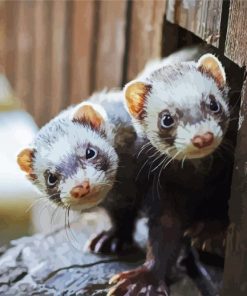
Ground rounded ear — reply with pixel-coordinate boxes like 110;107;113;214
197;54;226;88
72;103;105;130
124;81;152;120
17;148;34;174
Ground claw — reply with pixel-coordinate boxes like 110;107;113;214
109;274;121;285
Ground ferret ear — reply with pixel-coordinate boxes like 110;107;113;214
72;104;105;130
17;148;34;174
124;81;152;120
197;54;226;88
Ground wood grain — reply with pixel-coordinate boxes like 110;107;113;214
94;0;127;91
126;0;166;82
68;0;95;105
50;0;68;118
224;0;247;67
15;0;35;115
166;0;223;47
0;2;6;72
33;1;52;126
4;1;19;88
222;77;247;296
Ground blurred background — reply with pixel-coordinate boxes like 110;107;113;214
0;0;165;245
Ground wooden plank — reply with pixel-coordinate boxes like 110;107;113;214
224;0;247;67
49;0;68;118
68;0;95;105
0;1;6;72
126;0;166;82
222;77;247;296
15;0;35;115
33;1;52;126
166;0;223;47
94;0;127;91
3;1;19;88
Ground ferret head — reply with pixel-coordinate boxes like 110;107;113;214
124;54;229;160
17;103;118;211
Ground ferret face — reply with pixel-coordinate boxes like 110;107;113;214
17;103;118;211
125;54;229;160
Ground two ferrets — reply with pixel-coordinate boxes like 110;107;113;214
108;54;232;295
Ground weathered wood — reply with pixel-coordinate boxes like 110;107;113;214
94;0;127;91
0;227;142;295
33;1;52;126
166;0;223;47
224;0;247;67
15;0;35;115
49;0;69;118
3;1;19;88
68;0;95;105
222;77;247;296
126;0;166;81
0;2;6;72
0;212;214;296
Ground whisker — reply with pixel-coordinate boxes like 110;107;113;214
181;155;186;169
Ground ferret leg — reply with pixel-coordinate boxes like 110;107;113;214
87;205;138;255
108;205;183;296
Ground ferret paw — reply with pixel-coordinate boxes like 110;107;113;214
108;266;168;296
86;230;134;255
184;220;227;256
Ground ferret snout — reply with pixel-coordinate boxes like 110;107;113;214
70;181;90;199
191;132;214;149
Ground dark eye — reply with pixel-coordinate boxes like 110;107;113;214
161;114;175;128
86;147;98;160
209;95;221;113
47;173;58;187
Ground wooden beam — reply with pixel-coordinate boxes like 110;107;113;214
222;76;247;296
224;0;247;67
49;0;69;118
126;0;166;82
166;0;223;47
68;0;95;105
33;1;52;126
15;0;35;115
3;1;19;88
94;0;127;91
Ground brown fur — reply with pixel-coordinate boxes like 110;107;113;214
73;105;104;130
125;82;151;120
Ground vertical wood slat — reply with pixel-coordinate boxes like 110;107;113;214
33;1;52;126
4;1;19;88
222;77;247;296
224;0;247;67
126;0;166;82
94;0;127;91
50;0;68;118
68;0;95;105
166;0;223;47
0;2;6;72
15;0;34;114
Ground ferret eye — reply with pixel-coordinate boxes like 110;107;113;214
86;147;98;160
47;173;58;187
209;95;221;113
161;114;175;128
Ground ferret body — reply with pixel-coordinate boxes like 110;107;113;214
17;91;142;253
108;54;232;295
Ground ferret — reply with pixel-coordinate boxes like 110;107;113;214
108;54;232;295
17;91;141;254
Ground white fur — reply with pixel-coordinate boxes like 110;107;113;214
125;58;229;161
31;105;118;209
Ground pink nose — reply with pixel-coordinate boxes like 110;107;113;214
191;132;214;149
70;181;90;199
